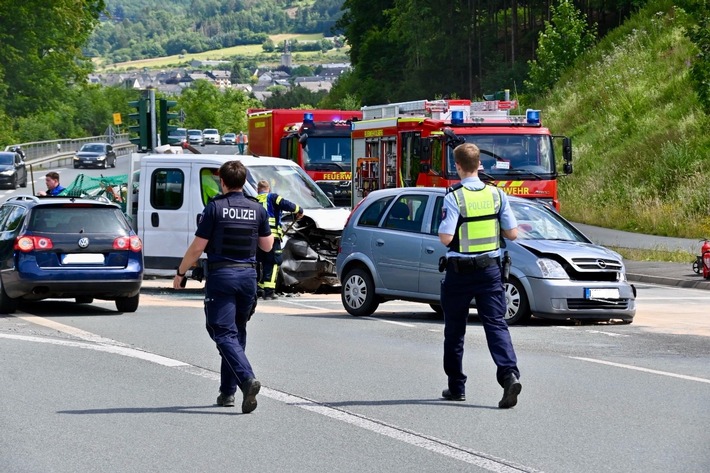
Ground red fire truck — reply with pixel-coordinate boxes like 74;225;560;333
247;109;362;205
351;98;572;210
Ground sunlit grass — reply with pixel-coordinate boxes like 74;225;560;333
540;1;710;239
609;246;696;264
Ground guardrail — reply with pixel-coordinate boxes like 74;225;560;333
4;134;134;169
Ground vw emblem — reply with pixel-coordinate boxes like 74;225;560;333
78;237;90;248
596;259;607;269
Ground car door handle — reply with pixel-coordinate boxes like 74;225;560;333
375;239;385;246
425;247;436;254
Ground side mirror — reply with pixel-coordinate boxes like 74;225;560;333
563;137;572;162
299;133;309;149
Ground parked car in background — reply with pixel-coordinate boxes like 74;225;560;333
0;195;144;313
167;127;188;146
73;143;117;169
0;151;28;189
187;129;203;145
222;132;237;145
202;128;221;145
336;187;636;325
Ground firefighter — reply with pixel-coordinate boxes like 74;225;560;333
437;143;522;408
256;180;303;299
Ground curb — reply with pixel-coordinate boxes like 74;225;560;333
627;273;710;290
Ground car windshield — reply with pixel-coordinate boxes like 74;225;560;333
247;165;335;209
0;154;14;165
188;130;201;136
204;129;218;134
80;144;105;153
511;200;587;242
29;207;130;234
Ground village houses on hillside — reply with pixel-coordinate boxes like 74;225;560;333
88;59;351;102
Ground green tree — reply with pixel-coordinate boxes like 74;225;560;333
0;0;106;116
685;0;710;113
264;85;328;108
525;0;596;95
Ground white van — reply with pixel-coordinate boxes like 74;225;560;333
125;152;349;291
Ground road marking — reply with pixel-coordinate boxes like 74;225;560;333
363;317;417;328
0;333;188;367
570;357;710;384
582;330;628;337
4;315;541;473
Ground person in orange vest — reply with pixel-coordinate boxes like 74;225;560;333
237;131;248;154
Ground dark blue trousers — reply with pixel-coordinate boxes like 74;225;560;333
204;267;257;396
440;262;520;396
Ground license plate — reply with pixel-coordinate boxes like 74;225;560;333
585;288;620;299
62;253;104;264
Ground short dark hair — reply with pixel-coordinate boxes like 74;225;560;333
45;171;60;181
219;160;247;190
453;143;481;173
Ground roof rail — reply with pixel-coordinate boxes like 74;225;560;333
6;195;40;203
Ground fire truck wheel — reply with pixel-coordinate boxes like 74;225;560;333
504;277;531;325
341;268;379;317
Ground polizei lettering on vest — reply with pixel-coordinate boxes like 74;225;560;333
222;208;256;220
466;200;494;211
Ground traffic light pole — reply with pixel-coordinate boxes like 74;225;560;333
147;88;157;150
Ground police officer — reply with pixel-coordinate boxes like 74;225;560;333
173;160;273;414
256;180;303;299
438;143;522;408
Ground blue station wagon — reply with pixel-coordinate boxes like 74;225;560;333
0;196;143;313
336;187;636;325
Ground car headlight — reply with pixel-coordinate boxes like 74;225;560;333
0;170;14;176
97;155;106;160
536;258;568;279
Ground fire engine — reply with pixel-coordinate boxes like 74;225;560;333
247;109;362;205
351;95;572;210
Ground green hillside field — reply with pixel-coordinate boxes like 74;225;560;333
96;33;350;71
538;0;710;239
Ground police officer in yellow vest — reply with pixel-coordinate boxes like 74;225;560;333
438;143;522;408
256;180;303;299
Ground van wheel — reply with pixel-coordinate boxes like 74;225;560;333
115;294;139;312
504;278;531;325
341;268;379;316
0;280;18;314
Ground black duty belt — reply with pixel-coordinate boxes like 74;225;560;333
445;255;500;273
207;261;256;270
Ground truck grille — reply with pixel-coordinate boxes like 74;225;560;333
567;299;632;310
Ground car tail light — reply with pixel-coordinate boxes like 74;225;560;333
15;235;54;252
113;236;143;252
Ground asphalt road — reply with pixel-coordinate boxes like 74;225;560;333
1;280;709;473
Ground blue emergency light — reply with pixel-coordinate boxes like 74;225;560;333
526;109;541;124
451;110;464;124
303;112;314;123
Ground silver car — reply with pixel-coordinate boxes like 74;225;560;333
336;187;636;324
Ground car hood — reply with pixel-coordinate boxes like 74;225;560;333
303;207;351;231
77;151;103;158
516;239;622;261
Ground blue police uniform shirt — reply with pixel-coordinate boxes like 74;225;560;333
196;191;271;264
439;176;518;258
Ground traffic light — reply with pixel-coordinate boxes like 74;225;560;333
159;98;179;145
128;98;150;151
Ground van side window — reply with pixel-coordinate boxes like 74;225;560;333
200;168;221;206
151;169;184;209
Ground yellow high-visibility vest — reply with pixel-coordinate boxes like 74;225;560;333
452;185;501;254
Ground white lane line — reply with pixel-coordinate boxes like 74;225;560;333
362;317;417;328
570;357;710;384
3;318;541;473
0;333;187;367
582;330;628;337
17;315;133;346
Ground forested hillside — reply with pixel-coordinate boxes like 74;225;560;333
87;0;346;63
